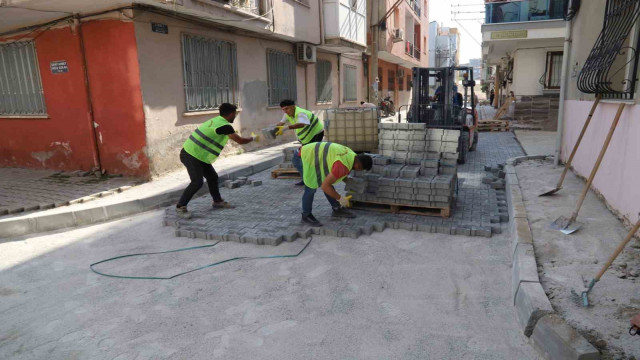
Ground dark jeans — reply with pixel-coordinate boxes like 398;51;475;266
293;131;324;177
177;149;223;207
302;185;339;216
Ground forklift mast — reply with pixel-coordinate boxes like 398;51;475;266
409;66;476;129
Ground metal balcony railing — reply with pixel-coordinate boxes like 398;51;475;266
485;0;568;24
408;0;421;17
217;0;264;15
405;41;421;60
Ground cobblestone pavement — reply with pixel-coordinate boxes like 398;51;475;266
0;168;138;216
164;132;525;244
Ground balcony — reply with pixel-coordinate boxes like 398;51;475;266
405;41;421;60
409;0;422;17
485;0;568;24
214;0;264;15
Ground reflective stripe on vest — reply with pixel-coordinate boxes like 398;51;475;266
182;116;230;163
301;142;356;189
286;107;324;144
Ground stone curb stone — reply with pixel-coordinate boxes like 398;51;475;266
0;153;284;239
511;217;534;259
530;314;600;360
515;282;554;337
512;243;539;303
506;155;600;360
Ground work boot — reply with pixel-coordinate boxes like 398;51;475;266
301;213;323;227
212;200;235;209
295;181;305;186
176;206;192;219
332;207;356;219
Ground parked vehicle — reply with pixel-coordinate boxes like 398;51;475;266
407;66;479;164
379;96;395;117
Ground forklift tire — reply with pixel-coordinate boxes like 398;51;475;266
470;131;478;152
458;131;469;164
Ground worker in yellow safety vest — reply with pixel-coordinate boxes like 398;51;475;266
176;103;258;219
274;99;325;186
298;142;372;227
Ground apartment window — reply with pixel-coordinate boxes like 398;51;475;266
399;75;404;91
407;75;412;89
267;49;297;106
182;34;238;112
344;65;357;101
316;60;332;103
542;51;563;89
388;69;396;91
0;41;46;116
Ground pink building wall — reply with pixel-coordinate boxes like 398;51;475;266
562;100;640;226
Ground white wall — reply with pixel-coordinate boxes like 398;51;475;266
511;48;556;96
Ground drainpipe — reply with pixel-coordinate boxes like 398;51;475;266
555;19;572;166
76;16;103;174
337;53;342;106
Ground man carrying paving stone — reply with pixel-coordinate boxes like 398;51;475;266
274;99;324;186
175;103;258;219
299;142;372;227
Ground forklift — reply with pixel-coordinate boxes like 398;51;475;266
408;66;479;164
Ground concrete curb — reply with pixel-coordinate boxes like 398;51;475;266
505;156;600;360
0;155;284;239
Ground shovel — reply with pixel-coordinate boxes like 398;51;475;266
550;103;625;234
571;217;640;307
540;95;601;196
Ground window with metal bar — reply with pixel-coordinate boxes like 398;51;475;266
0;41;46;116
388;69;396;91
399;75;404;91
344;65;357;101
578;0;640;100
267;49;297;106
182;34;238;112
543;51;563;89
316;60;332;103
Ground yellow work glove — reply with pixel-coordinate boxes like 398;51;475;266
275;125;289;136
251;132;260;143
338;195;352;208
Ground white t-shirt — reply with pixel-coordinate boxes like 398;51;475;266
281;112;310;125
361;102;377;108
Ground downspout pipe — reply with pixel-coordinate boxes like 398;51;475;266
555;18;572;166
76;15;103;174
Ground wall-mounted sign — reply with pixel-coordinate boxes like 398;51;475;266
50;60;68;74
151;23;168;34
490;30;528;40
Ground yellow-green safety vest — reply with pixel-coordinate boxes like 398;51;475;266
182;116;230;164
301;142;356;189
285;106;324;145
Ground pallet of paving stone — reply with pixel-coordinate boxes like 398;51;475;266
271;168;300;179
351;200;451;218
477;120;510;132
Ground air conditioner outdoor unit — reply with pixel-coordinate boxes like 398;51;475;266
392;28;404;43
397;68;405;77
296;43;316;63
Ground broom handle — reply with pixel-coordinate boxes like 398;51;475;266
595;218;640;281
556;95;601;188
569;103;625;221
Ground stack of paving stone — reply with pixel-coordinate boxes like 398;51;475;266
346;155;457;211
377;123;459;177
278;146;299;168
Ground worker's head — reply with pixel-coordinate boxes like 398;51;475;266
360;101;365;105
219;103;238;122
279;99;296;117
353;154;373;171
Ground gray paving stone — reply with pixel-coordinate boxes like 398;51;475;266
161;133;524;244
530;314;600;360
